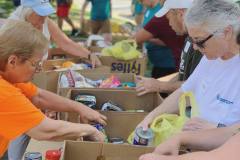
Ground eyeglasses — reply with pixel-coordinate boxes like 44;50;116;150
26;59;43;72
190;34;214;49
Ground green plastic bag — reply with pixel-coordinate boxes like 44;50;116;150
102;40;141;60
127;92;199;146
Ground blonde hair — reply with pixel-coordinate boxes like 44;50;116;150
0;20;49;70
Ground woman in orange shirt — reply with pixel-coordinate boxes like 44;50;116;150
0;20;106;158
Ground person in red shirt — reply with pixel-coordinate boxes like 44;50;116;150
135;15;186;71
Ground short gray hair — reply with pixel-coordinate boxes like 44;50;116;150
8;6;34;21
184;0;240;34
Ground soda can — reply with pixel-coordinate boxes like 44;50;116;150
109;137;124;144
133;127;153;146
93;124;108;142
24;152;42;160
93;124;105;132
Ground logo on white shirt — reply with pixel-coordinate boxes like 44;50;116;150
216;94;234;105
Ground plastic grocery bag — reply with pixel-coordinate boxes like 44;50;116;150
127;92;199;146
102;40;141;60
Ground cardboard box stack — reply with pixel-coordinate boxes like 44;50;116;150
25;34;160;160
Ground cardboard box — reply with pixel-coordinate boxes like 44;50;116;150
61;88;162;112
42;58;89;71
99;56;147;76
61;141;154;160
32;59;110;93
57;72;137;93
66;111;147;141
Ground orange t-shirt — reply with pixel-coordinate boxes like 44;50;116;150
0;77;45;157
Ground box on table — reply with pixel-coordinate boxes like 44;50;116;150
66;111;147;141
60;88;162;112
32;59;110;93
61;140;154;160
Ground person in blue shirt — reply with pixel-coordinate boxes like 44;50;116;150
140;0;176;78
132;0;145;28
81;0;112;34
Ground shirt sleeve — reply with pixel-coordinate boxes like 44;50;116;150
181;56;206;92
144;16;171;39
144;16;161;38
0;93;45;140
14;82;38;99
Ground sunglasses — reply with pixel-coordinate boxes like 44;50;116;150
190;34;214;49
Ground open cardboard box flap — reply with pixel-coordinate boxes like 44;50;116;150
61;141;154;160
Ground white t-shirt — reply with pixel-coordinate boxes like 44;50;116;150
8;6;51;60
181;55;240;126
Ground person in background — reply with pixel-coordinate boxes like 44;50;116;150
139;0;176;79
131;0;145;30
56;0;78;36
9;0;101;67
81;0;112;35
0;20;106;159
135;0;202;96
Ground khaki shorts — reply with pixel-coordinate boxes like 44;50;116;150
91;19;111;34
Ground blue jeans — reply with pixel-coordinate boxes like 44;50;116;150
8;134;31;160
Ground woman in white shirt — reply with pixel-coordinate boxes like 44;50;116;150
139;0;240;159
9;0;101;66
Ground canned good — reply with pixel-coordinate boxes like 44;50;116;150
109;137;124;144
74;94;96;109
24;152;42;160
133;127;153;146
101;101;123;111
93;124;108;142
45;150;61;160
93;124;105;132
